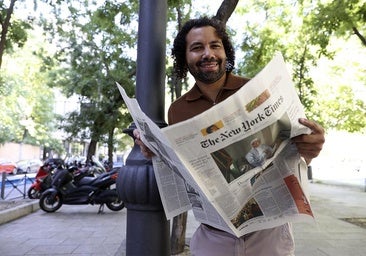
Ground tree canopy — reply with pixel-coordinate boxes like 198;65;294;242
0;0;34;69
0;0;365;156
232;0;365;131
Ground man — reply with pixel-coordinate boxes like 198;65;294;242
135;16;325;256
245;138;273;167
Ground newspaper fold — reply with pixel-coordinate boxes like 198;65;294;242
116;53;315;237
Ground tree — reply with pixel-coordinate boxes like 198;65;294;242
234;0;366;132
317;84;366;132
0;30;63;153
308;0;366;51
234;1;318;110
166;0;191;104
309;37;366;133
0;0;33;70
298;0;366;129
41;1;137;163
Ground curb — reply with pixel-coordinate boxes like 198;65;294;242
311;178;366;192
0;200;39;225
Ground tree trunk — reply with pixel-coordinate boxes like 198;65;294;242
170;211;188;254
0;0;16;69
107;127;115;170
214;0;239;24
87;139;97;162
352;26;366;47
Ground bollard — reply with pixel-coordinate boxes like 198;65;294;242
116;0;169;255
117;127;170;255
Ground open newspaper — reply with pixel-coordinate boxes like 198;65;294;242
116;53;315;237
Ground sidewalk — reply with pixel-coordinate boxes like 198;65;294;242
293;181;366;256
0;182;366;255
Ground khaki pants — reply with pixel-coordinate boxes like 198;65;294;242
190;223;295;256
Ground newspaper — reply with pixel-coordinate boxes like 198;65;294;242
116;53;315;237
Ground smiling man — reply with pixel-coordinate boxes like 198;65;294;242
167;17;250;124
135;16;325;255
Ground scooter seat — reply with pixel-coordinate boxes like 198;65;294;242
76;176;95;186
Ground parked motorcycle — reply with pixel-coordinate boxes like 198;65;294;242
39;157;124;213
29;157;107;199
27;158;64;199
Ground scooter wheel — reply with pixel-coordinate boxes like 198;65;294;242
39;190;63;213
27;187;40;199
106;199;125;211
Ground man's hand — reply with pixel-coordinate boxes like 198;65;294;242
291;118;325;165
133;129;155;159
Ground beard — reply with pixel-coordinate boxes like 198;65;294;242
188;58;226;84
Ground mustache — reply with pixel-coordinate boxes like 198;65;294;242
197;58;222;66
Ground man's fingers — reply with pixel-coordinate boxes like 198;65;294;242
133;129;140;139
132;130;155;159
299;118;324;134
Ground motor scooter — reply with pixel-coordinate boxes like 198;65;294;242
39;158;124;213
27;165;53;199
27;159;63;199
29;158;105;199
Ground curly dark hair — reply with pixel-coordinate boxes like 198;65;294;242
171;16;235;80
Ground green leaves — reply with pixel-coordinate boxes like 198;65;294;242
40;0;138;155
234;0;365;132
308;0;366;47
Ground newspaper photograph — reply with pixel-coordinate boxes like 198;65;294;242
116;53;316;237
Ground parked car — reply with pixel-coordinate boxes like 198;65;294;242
0;159;18;175
16;159;43;173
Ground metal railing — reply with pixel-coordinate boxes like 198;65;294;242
0;172;35;200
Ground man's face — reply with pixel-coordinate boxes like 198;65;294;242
185;26;227;84
252;140;261;148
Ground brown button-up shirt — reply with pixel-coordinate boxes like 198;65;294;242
168;73;250;125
